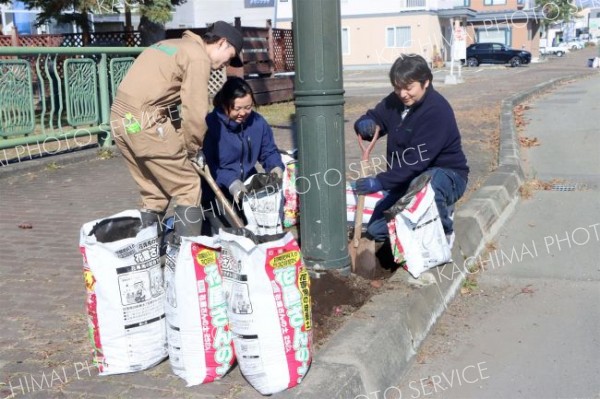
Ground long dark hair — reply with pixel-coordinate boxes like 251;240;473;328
213;77;257;111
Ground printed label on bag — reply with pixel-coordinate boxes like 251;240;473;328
196;248;218;267
191;243;234;377
265;241;311;385
269;250;301;268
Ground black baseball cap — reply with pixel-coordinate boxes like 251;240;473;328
209;21;243;67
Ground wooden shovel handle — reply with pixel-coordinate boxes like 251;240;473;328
353;195;366;248
352;128;381;247
357;127;380;162
191;162;245;228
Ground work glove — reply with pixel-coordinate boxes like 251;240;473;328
354;118;378;141
228;179;247;202
269;166;284;180
355;177;383;195
194;149;205;169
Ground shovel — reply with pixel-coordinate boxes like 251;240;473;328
191;156;245;229
350;129;380;279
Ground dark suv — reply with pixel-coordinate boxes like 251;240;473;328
464;43;531;67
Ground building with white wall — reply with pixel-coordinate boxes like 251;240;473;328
3;0;551;64
167;0;472;66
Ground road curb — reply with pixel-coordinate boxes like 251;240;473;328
277;72;592;398
0;145;113;180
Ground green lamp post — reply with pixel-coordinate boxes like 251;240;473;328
293;0;349;272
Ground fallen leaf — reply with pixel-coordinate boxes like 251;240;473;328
18;223;33;229
512;284;536;298
520;285;536;294
519;136;540;147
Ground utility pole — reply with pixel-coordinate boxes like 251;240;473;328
293;0;349;272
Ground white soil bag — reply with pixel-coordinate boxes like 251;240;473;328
219;229;312;395
386;177;452;278
242;173;284;235
79;210;167;375
346;182;384;225
164;236;235;386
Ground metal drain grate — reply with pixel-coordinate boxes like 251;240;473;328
551;184;578;191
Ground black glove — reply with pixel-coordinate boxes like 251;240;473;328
354;118;377;141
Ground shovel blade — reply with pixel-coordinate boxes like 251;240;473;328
354;238;378;279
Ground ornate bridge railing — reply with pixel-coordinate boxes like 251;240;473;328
0;47;227;160
0;47;143;156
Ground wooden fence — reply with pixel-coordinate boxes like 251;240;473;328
165;18;294;105
1;18;295;105
0;31;142;48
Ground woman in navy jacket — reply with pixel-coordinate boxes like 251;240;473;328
201;77;284;233
354;54;469;246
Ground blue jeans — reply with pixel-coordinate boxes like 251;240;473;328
366;168;467;242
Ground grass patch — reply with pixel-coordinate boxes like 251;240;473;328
461;276;478;294
257;101;295;126
256;96;378;128
97;148;114;160
461;240;498;294
46;161;62;171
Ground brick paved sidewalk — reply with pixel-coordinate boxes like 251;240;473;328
0;48;596;399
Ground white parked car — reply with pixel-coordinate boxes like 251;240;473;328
540;46;569;57
560;40;585;50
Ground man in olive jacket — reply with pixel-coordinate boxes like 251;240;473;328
110;21;243;243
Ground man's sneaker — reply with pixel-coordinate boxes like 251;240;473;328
407;271;436;287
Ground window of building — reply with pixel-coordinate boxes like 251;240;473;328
476;27;510;45
342;27;350;54
484;0;507;5
386;26;412;48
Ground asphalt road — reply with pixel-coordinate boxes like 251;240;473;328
390;71;600;399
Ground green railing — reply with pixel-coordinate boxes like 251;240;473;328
0;47;144;153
